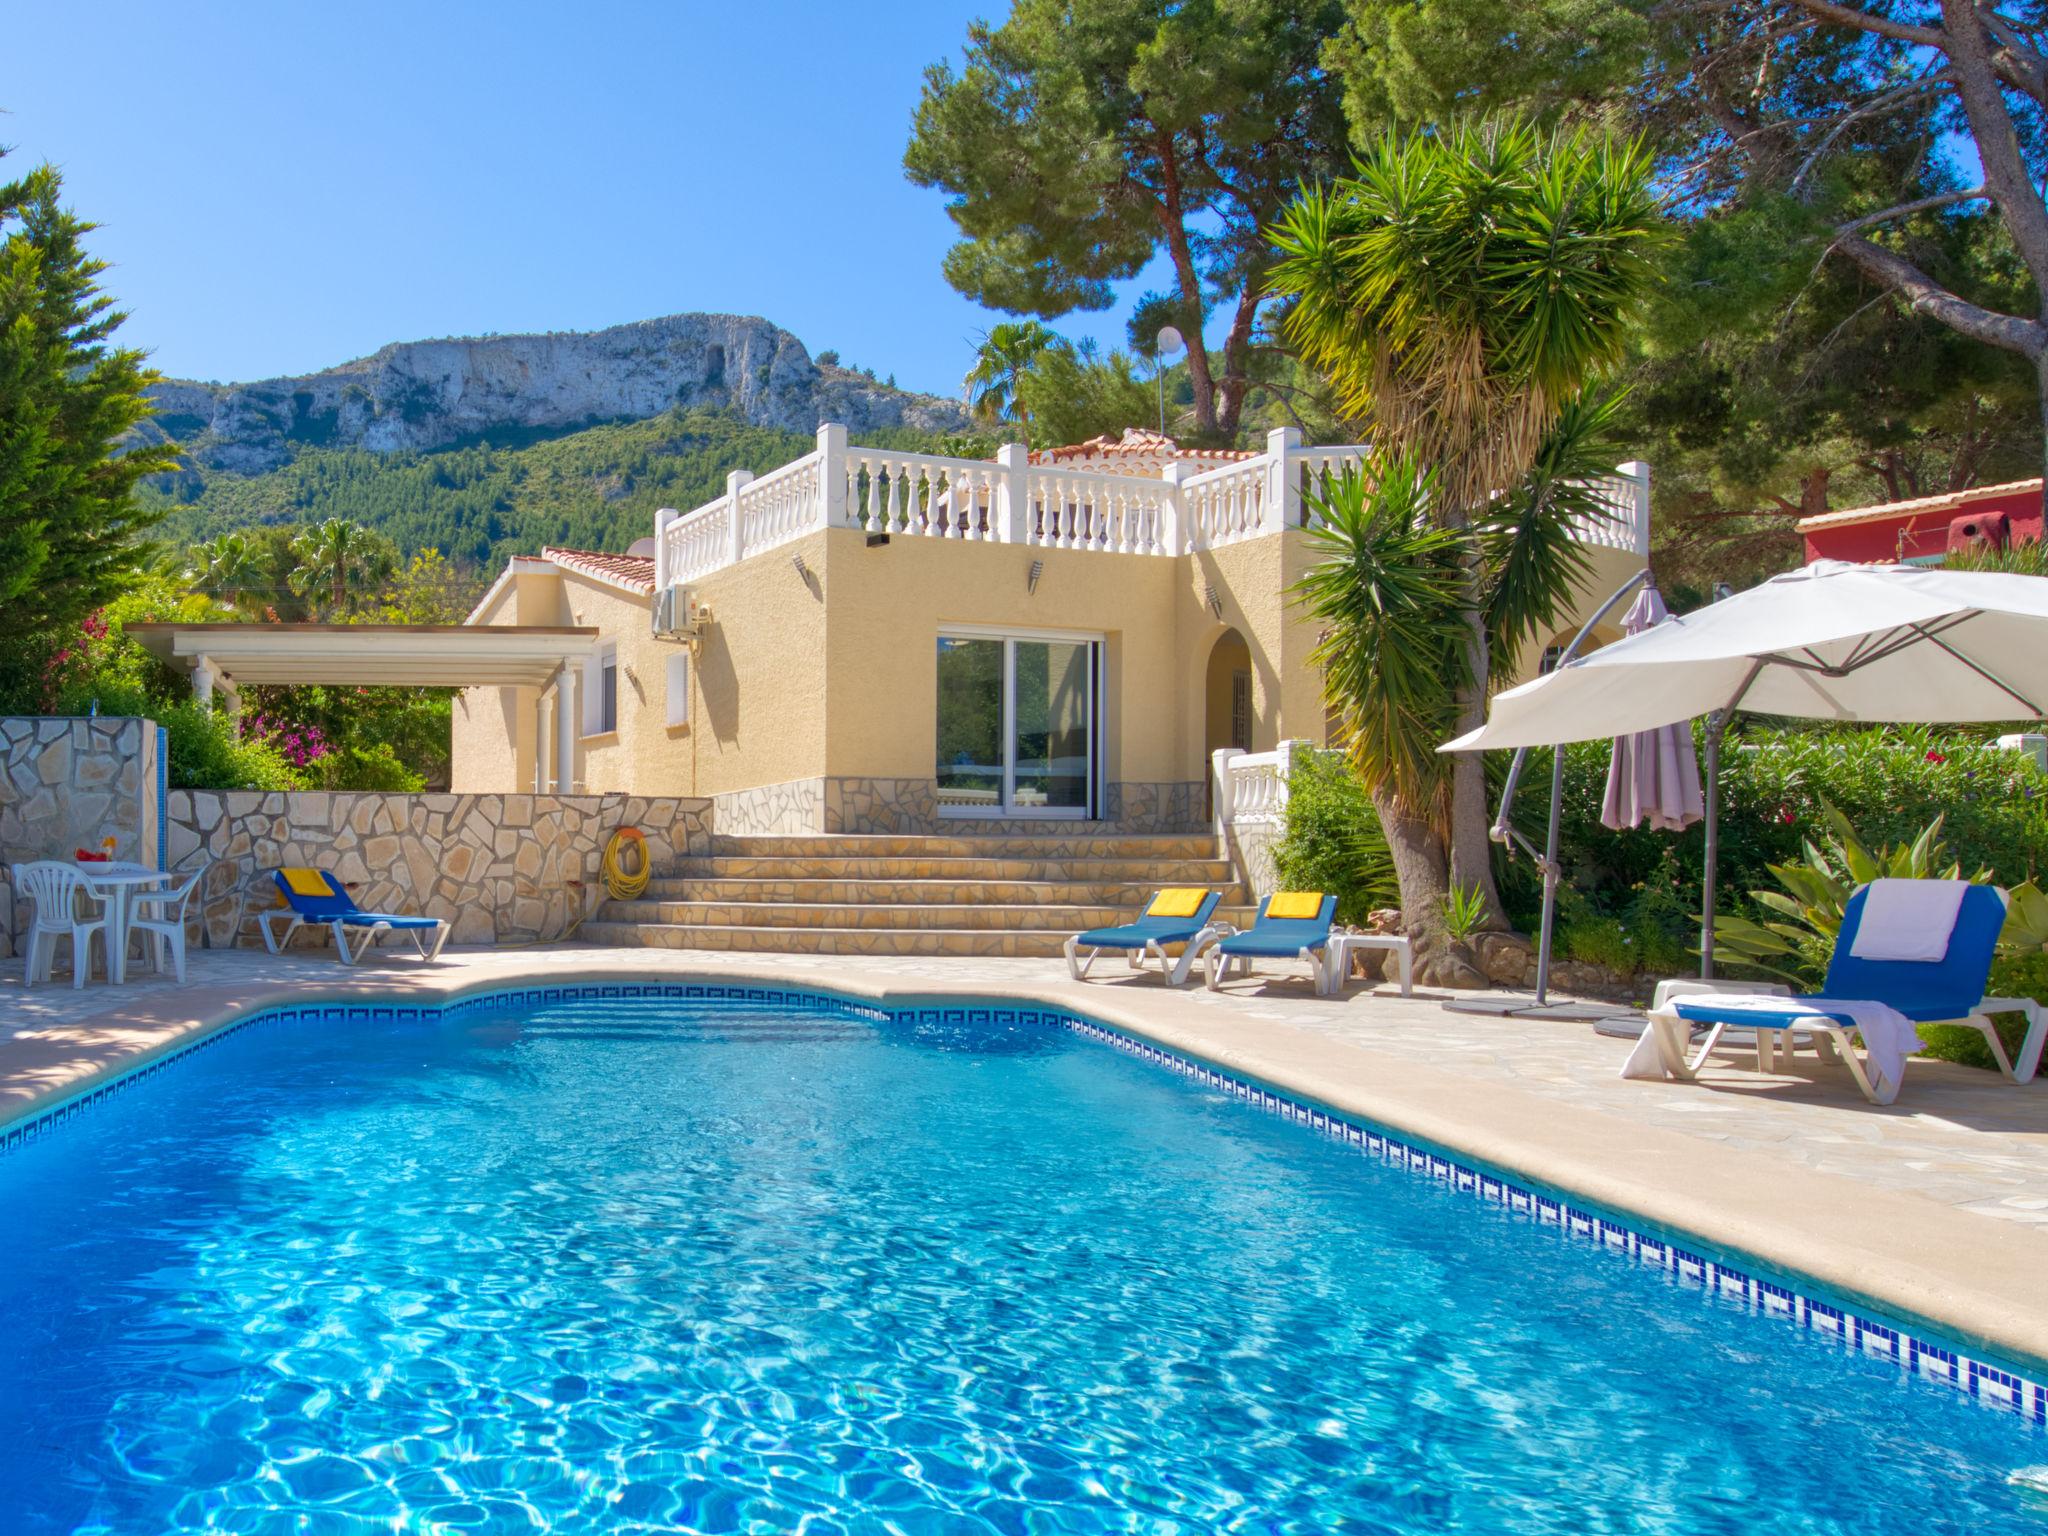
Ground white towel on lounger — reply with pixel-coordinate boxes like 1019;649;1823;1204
1848;878;1967;964
1671;993;1922;1090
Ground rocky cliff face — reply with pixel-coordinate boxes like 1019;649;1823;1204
147;313;970;474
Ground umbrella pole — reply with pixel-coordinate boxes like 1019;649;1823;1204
1700;725;1721;980
1534;747;1566;1005
1492;567;1650;1005
1699;661;1764;980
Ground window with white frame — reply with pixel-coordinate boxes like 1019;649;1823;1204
583;644;618;736
666;651;689;727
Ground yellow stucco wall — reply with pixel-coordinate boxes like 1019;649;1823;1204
451;524;1646;799
819;530;1182;785
682;529;831;799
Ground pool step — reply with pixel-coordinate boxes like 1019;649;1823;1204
584;831;1241;957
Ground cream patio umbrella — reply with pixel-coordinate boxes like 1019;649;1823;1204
1446;560;2048;977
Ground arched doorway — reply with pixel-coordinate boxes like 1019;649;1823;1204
1204;628;1253;757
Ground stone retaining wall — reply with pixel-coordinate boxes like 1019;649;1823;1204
1;716;160;960
169;790;711;949
716;775;1207;835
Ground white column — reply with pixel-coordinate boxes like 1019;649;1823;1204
556;667;578;794
1264;426;1301;531
534;693;552;793
219;677;243;720
1158;462;1186;556
1211;747;1241;841
816;422;849;526
192;655;217;710
726;469;752;566
1619;460;1652;557
995;443;1029;544
653;507;678;593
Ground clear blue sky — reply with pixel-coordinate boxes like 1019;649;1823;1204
5;1;1181;399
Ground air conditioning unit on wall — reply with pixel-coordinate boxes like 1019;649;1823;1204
652;584;712;641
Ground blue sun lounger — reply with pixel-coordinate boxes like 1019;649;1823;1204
1643;882;2041;1104
1204;892;1338;992
259;867;450;964
1063;888;1225;986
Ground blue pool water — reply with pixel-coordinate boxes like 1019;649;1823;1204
1;994;2042;1534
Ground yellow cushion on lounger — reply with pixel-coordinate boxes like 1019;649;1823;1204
281;867;334;897
1265;891;1324;920
1147;887;1208;919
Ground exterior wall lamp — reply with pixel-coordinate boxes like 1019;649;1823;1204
1027;559;1044;595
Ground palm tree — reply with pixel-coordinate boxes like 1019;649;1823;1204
962;321;1065;444
1271;120;1665;981
190;533;263;612
288;519;395;619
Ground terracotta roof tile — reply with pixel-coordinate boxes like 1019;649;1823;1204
541;547;657;593
1794;478;2043;532
1028;426;1259;468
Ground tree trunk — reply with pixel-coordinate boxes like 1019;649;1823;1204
1373;787;1490;989
1151;138;1219;437
1213;280;1264;439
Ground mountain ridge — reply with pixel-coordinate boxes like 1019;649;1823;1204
144;312;972;476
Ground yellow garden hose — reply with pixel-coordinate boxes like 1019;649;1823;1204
602;827;651;901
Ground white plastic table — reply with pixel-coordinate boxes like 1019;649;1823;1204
75;861;169;985
1323;932;1415;997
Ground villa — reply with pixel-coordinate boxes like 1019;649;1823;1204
452;425;1653;833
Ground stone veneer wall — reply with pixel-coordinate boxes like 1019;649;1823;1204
169;790;711;948
1;716;160;961
716;775;1207;835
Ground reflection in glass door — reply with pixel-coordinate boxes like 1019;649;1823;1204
935;633;1097;816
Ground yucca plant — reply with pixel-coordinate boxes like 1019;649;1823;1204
1714;806;1991;985
1268;117;1667;968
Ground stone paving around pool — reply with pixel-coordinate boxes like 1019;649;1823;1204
3;943;2045;1366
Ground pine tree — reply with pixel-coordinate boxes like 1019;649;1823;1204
0;154;177;649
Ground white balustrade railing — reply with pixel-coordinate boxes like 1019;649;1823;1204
1211;741;1308;898
650;425;1651;595
662;501;733;585
847;447;1001;540
1024;465;1171;554
738;450;826;556
1182;457;1270;549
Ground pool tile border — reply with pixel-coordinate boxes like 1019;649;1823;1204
6;978;2043;1430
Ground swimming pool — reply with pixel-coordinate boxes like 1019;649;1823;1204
2;985;2042;1533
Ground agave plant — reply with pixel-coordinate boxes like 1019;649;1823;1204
1713;806;1990;985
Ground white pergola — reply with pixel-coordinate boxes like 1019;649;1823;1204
129;623;600;793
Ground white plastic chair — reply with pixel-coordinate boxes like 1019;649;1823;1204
10;861;109;989
126;862;209;984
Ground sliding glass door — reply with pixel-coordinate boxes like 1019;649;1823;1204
936;632;1097;817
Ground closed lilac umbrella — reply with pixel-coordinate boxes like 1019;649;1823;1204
1600;588;1704;832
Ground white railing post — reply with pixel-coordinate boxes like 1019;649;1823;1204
1265;426;1301;531
653;507;677;593
726;469;751;566
1159;462;1186;556
995;443;1029;544
817;423;849;526
1619;459;1652;556
1211;747;1240;840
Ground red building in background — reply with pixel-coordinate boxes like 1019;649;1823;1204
1798;478;2043;564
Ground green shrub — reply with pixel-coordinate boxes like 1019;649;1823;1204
1272;748;1398;924
313;742;426;792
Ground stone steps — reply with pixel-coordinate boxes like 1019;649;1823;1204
598;899;1259;932
584;829;1236;958
580;922;1089;957
638;876;1235;905
684;855;1236;882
